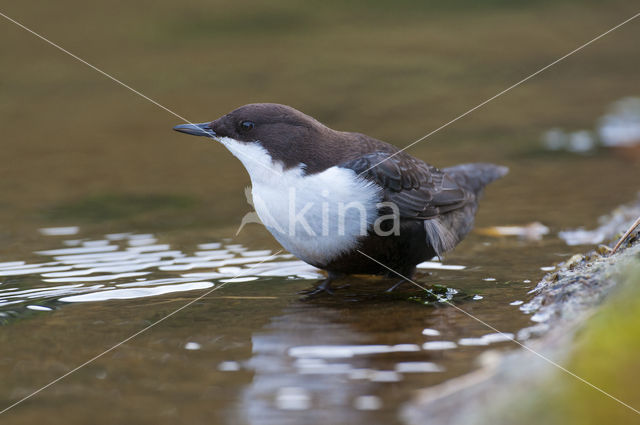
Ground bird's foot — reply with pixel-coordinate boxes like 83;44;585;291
299;274;347;297
299;283;335;296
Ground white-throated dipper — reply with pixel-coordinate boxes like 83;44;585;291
174;103;507;294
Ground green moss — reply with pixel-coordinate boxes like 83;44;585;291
558;264;640;424
522;264;640;424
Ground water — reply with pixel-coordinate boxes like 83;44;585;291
2;0;640;423
0;224;610;424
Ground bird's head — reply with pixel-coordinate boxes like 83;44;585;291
173;103;333;174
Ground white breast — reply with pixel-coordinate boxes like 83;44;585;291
216;137;382;266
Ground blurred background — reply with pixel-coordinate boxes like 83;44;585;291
1;0;639;424
1;0;639;245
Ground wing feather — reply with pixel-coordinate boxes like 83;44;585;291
338;151;471;220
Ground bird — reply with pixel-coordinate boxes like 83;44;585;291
174;103;507;294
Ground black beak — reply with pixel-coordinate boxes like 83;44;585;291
173;122;216;137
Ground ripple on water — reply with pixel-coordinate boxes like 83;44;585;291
26;305;54;311
38;226;79;236
218;361;242;372
416;261;466;270
0;261;26;268
353;395;382;411
184;342;201;350
275;387;312;411
0;231;321;317
288;344;420;359
422;341;458;350
395;362;444;373
59;281;215;302
458;332;516;346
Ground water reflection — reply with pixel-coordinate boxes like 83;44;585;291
233;288;524;425
238;305;383;425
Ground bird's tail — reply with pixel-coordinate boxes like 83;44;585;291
443;163;508;195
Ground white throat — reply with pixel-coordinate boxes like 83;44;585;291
216;137;382;267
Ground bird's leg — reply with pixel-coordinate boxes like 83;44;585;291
301;278;334;296
385;268;416;292
299;272;345;296
385;279;407;292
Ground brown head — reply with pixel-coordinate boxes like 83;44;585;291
173;103;385;174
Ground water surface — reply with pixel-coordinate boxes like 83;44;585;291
1;0;639;423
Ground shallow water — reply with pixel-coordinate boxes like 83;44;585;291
0;210;628;425
2;1;640;423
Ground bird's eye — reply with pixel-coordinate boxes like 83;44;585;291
239;121;255;132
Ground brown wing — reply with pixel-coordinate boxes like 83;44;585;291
339;151;472;219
